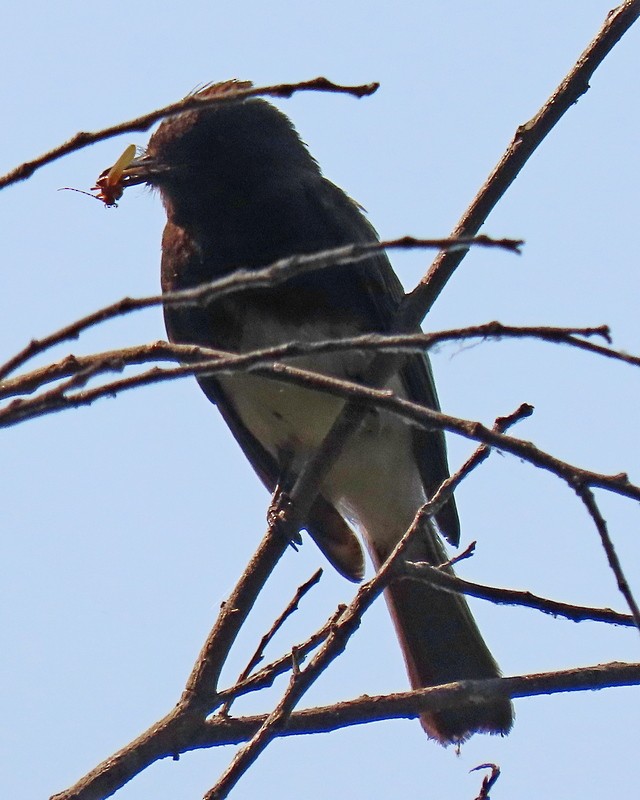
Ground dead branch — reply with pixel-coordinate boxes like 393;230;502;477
0;78;379;191
0;236;521;382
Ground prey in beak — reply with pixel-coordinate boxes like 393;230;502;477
90;144;137;207
93;145;169;206
59;143;143;208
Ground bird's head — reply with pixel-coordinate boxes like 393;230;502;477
101;81;320;221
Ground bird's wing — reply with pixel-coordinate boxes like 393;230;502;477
303;179;460;544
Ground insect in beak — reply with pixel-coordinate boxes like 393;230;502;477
59;143;137;207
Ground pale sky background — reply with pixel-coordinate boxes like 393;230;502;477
2;3;640;799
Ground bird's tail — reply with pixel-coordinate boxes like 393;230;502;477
371;528;513;744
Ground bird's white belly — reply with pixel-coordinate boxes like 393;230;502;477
216;369;426;549
217;370;344;458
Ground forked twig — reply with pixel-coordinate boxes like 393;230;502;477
220;568;323;714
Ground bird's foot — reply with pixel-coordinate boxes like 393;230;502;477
268;488;302;548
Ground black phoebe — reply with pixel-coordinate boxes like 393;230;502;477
112;83;513;743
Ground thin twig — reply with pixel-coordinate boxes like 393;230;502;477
574;485;640;630
423;402;534;519
0;78;379;191
403;562;635;627
0;236;521;382
4;353;637;507
217;607;345;705
221;568;323;714
407;0;640;321
440;541;477;570
0;323;618;402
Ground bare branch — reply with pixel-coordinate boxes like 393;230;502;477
0;322;619;403
3;349;638;508
574;485;640;629
0;236;521;382
423;401;534;520
0;78;379;191
190;661;640;747
217;607;345;705
181;528;291;708
221;568;323;714
407;0;640;322
50;659;640;799
404;562;635;627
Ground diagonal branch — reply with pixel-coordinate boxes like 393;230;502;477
217;606;345;706
221;568;323;715
0;78;379;191
408;0;640;321
403;562;635;627
281;0;640;578
201;403;530;799
48;391;638;800
574;485;640;629
181;527;291;709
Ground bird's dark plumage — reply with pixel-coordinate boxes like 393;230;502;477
116;84;513;743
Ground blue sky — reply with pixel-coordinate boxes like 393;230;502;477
2;3;639;799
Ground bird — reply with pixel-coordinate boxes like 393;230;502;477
113;81;513;744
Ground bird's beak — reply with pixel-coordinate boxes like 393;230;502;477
118;154;170;188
